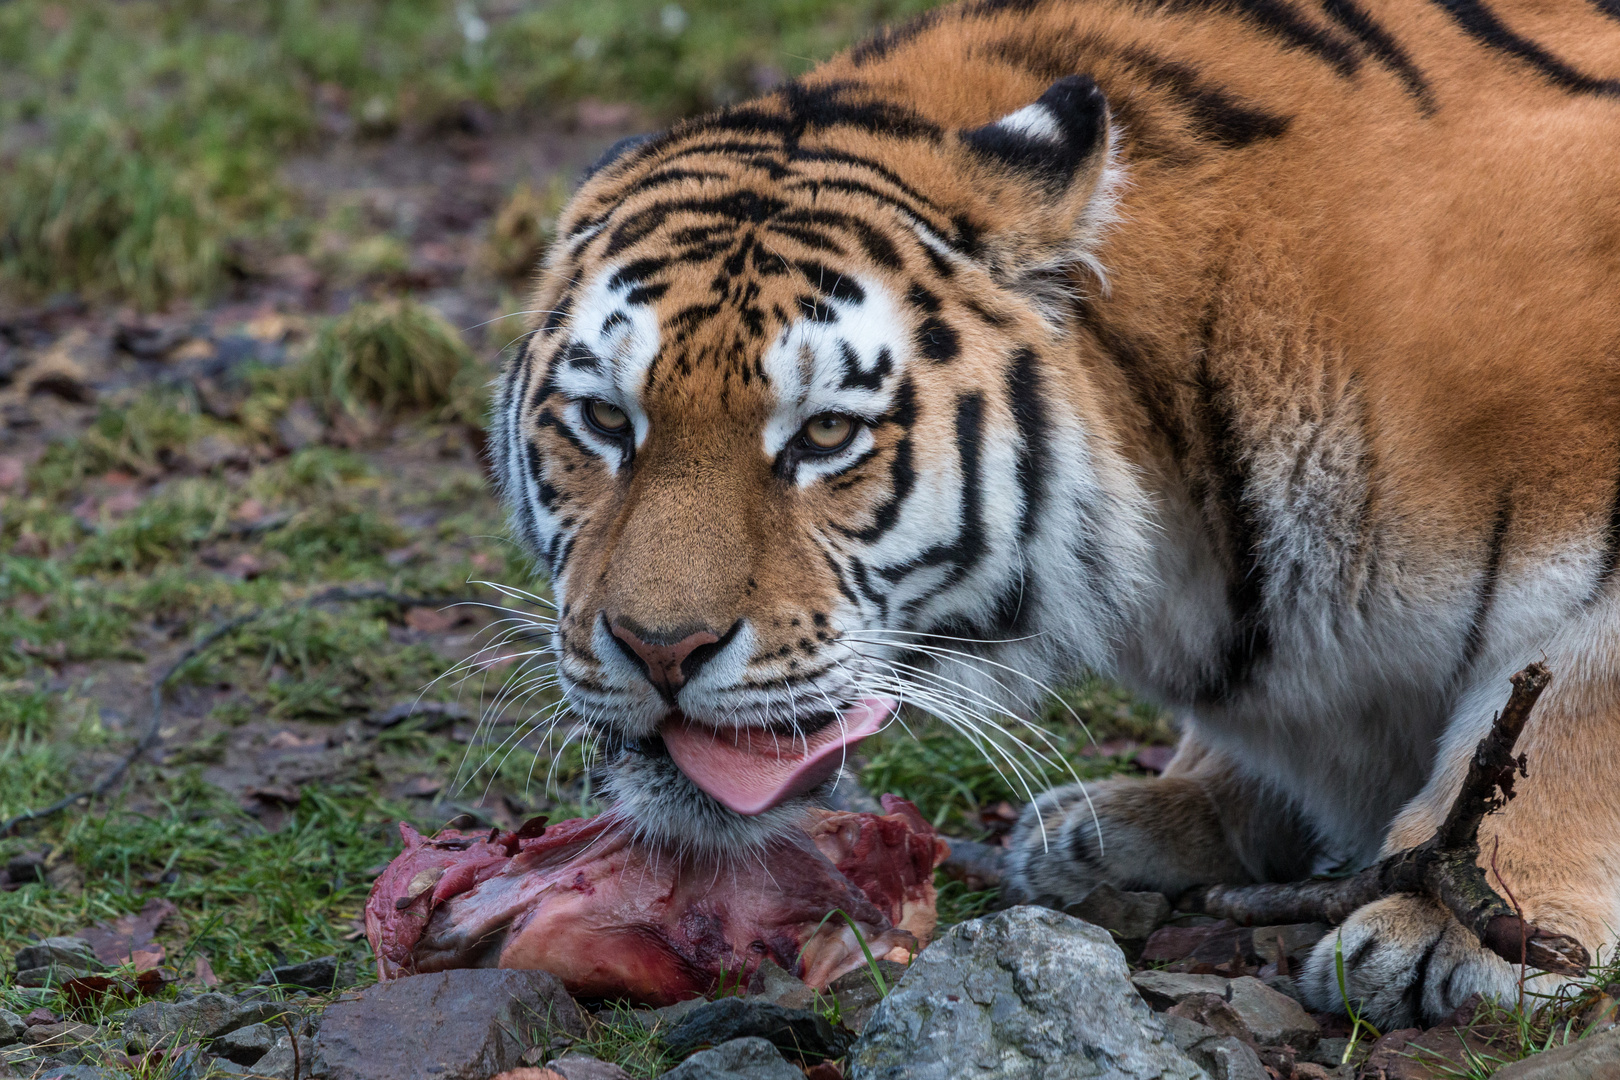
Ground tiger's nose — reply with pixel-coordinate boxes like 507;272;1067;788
609;620;724;699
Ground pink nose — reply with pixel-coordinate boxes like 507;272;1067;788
610;622;720;695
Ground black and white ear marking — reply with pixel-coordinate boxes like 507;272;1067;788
960;75;1109;188
581;132;659;181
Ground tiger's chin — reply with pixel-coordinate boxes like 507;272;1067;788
600;742;823;860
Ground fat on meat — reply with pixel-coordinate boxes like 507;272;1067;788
364;795;949;1005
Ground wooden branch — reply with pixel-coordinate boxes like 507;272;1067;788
1184;663;1589;977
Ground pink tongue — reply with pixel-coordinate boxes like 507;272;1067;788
661;698;895;816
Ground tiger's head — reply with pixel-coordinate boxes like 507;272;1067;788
492;74;1152;854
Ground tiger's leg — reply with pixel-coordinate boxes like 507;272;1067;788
1298;670;1620;1029
1003;731;1319;905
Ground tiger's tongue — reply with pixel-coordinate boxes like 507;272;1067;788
661;698;895;816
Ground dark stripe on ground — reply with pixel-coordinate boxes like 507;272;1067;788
1318;0;1437;112
1431;0;1620;95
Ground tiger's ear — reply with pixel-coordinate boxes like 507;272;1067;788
954;76;1115;282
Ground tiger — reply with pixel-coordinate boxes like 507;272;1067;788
491;0;1620;1031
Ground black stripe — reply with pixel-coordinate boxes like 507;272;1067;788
1402;934;1445;1023
1459;497;1512;673
1430;0;1620;95
1117;47;1292;147
1193;355;1273;704
1006;348;1050;539
1593;0;1620;21
1591;462;1620;602
820;549;863;609
836;377;919;543
880;394;988;605
1158;0;1362;77
849;10;942;66
1073;298;1189;462
1318;0;1437;112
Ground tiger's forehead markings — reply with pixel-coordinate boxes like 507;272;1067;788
761;271;908;458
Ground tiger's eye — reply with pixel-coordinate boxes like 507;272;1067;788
804;414;855;451
586;399;629;434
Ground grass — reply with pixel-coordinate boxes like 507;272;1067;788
299;299;485;425
0;0;939;309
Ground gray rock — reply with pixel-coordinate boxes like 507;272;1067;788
255;1033;322;1079
214;1022;277;1064
547;1054;634;1080
629;997;707;1032
829;960;908;1034
0;1010;24;1046
1248;924;1330;967
314;968;584;1080
1131;971;1319;1051
663;997;850;1064
1157;1007;1269;1080
849;906;1210;1079
31;1066;114;1080
123;993;288;1048
656;1036;802;1080
1260;974;1301;1003
1304;1038;1356;1068
13;938;100;973
1183;1036;1268;1080
1063;883;1172;940
1490;1027;1620;1079
255;956;359;993
748;959;815;1010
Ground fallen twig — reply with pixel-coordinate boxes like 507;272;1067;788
1183;663;1589;976
1;586;486;836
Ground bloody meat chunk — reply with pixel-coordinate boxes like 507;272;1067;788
365;795;949;1005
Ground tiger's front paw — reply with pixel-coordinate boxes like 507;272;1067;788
1297;894;1521;1029
1002;776;1250;907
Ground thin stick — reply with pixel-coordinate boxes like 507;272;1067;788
1186;663;1589;976
1;587;486;836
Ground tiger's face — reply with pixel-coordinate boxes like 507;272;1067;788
493;76;1149;853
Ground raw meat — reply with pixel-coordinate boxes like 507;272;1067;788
365;796;949;1005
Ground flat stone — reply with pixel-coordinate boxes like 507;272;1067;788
1063;883;1172;940
214;1022;277;1064
123;993;287;1047
662;998;850;1064
21;1023;99;1048
1467;1026;1620;1080
256;955;359;992
1142;922;1257;969
849;906;1209;1079
1;1010;25;1045
628;997;706;1033
747;959;816;1010
657;1037;802;1080
13;938;100;974
314;969;584;1080
545;1055;633;1080
1131;971;1319;1051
